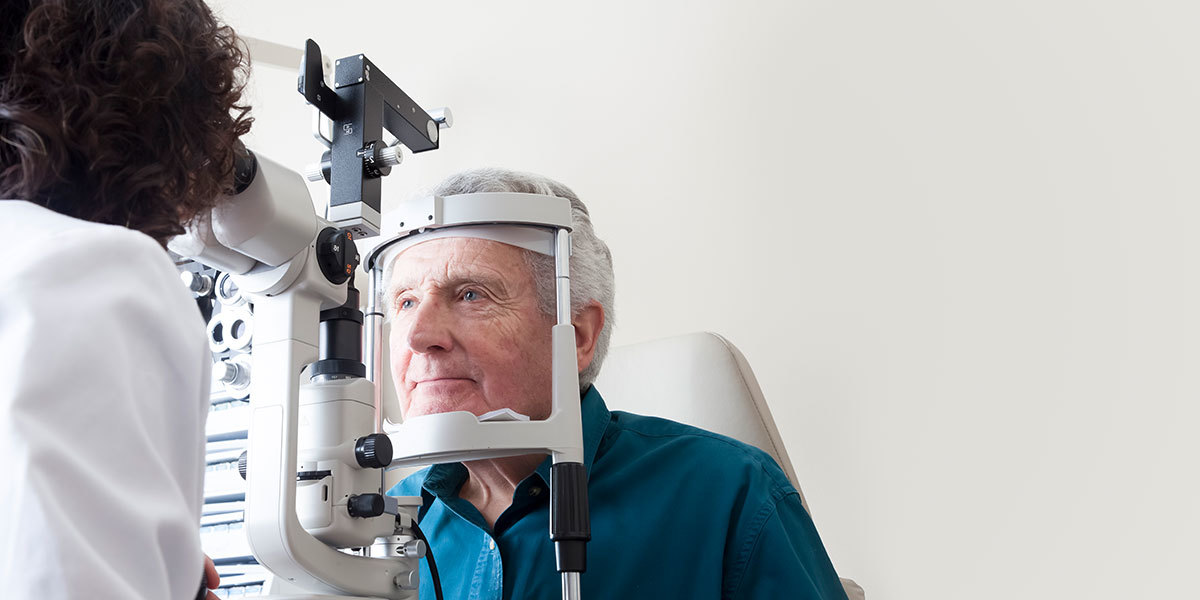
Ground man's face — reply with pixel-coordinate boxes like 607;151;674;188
386;237;555;420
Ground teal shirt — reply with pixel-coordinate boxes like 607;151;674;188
388;386;848;600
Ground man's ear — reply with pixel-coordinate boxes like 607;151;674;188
572;301;605;374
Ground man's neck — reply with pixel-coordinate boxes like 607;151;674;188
458;453;545;529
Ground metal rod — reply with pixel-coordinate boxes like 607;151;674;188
561;572;581;600
555;228;583;600
364;267;387;493
555;229;571;326
364;266;385;434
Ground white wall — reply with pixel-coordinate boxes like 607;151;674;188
209;1;1200;597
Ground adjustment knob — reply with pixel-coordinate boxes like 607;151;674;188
238;450;248;480
394;570;419;589
401;539;427;558
354;433;393;469
304;151;333;183
428;107;453;129
357;141;394;178
214;360;237;384
213;356;251;399
378;144;403;168
347;493;386;518
316;227;359;285
180;271;213;297
214;358;249;386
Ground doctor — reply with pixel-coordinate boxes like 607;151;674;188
0;1;251;598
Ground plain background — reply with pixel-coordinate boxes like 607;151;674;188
208;1;1199;597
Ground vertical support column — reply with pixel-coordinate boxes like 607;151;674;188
243;292;321;581
555;229;572;326
365;265;385;434
549;228;587;600
329;79;383;213
365;265;387;495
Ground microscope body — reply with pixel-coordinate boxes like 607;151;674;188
175;150;421;599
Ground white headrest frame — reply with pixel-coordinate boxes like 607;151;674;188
363;192;573;272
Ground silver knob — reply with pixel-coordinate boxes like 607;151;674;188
179;271;213;297
214;357;251;397
399;539;426;558
378;144;403;168
393;570;419;590
304;163;325;182
213;360;237;383
428;107;453;129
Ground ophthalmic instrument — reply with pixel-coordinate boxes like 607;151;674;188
171;39;589;600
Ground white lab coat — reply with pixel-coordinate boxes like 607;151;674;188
0;201;211;599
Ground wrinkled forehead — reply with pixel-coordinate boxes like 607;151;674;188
379;225;554;291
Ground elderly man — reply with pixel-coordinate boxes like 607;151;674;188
385;168;847;599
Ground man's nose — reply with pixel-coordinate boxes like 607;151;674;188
405;299;455;354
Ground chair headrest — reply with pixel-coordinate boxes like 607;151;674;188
593;331;807;511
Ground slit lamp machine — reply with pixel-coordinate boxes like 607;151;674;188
169;39;590;600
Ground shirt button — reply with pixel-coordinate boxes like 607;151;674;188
488;539;496;550
530;487;542;497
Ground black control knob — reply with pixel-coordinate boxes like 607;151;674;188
347;493;386;518
354;433;393;469
316;227;359;285
238;451;248;480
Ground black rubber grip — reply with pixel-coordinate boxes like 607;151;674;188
550;462;590;573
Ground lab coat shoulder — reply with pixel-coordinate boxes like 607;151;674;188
1;222;208;387
3;210;175;300
0;213;210;599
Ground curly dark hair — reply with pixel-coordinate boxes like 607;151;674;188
0;0;253;244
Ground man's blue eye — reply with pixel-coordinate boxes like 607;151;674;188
400;299;415;310
462;290;479;302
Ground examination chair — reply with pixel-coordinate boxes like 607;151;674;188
593;332;865;600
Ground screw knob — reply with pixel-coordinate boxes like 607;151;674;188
428;107;453;129
378;144;403;168
180;271;213;297
213;357;250;396
402;539;426;558
347;493;386;518
394;570;419;590
354;433;393;469
214;360;237;384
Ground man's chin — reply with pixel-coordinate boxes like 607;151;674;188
406;381;481;418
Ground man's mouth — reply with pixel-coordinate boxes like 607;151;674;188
413;377;474;386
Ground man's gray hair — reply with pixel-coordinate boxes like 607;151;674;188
429;168;615;390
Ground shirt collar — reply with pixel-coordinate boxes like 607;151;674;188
420;385;612;498
418;462;464;501
534;384;610;484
